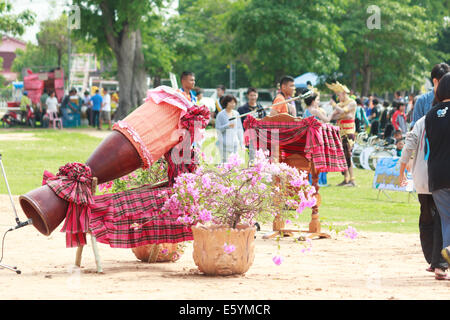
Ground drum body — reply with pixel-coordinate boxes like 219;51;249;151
352;143;364;169
19;96;184;236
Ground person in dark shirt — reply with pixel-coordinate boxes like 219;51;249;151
237;87;267;126
237;88;267;162
425;72;450;268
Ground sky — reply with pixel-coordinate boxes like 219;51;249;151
9;0;179;44
10;0;68;43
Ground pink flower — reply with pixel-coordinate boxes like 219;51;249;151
161;249;168;254
272;255;283;266
343;226;358;239
223;243;236;254
285;219;292;224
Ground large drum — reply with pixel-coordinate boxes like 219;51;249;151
19;86;191;236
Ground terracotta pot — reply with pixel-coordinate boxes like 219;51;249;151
192;224;256;276
132;243;185;263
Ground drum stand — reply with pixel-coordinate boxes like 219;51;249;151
0;153;32;274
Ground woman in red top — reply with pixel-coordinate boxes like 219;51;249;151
391;101;408;134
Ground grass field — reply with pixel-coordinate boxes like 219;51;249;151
0;128;420;234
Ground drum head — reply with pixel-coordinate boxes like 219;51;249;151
360;146;375;170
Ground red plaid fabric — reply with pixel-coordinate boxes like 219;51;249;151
89;183;193;248
244;115;347;172
43;163;94;247
40;104;208;248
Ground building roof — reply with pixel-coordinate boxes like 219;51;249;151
0;35;26;53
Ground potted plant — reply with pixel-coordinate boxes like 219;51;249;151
160;150;317;275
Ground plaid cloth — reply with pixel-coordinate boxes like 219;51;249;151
89;183;192;248
43;163;94;247
244;115;347;172
40;103;209;248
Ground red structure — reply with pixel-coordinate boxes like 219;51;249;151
23;69;65;104
0;35;26;82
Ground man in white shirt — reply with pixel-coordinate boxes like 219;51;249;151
100;88;111;130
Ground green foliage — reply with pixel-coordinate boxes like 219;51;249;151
335;0;445;95
165;0;251;88
12;43;61;77
0;1;35;36
229;0;345;87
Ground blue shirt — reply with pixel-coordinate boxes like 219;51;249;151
90;94;103;111
412;90;434;128
180;88;197;104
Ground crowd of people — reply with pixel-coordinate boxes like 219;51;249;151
8;87;118;130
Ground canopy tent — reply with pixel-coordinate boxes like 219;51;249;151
294;72;319;88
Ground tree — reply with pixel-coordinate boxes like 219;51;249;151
0;1;34;36
36;15;70;68
229;0;345;87
72;0;163;119
165;0;249;89
336;0;443;96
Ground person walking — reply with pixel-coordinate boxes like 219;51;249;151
399;114;448;280
215;95;244;163
425;72;450;269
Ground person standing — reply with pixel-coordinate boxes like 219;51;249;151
83;90;92;126
90;89;103;130
326;81;357;187
238;88;267;162
38;89;49;127
425;73;450;269
179;71;197;104
270;76;296;116
214;84;226;116
194;87;203;106
355;98;370;133
237;87;267;126
392;101;408;135
45;91;59;115
215;95;244;163
412;63;450;127
19;91;31;123
100;88;112;130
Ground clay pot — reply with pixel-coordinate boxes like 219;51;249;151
192;224;256;276
132;243;185;263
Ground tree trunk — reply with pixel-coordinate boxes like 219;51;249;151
129;29;147;111
100;3;147;121
361;50;371;96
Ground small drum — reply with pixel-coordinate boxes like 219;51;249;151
352;143;364;169
360;146;376;170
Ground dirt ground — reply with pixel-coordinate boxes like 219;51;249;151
0;194;449;300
